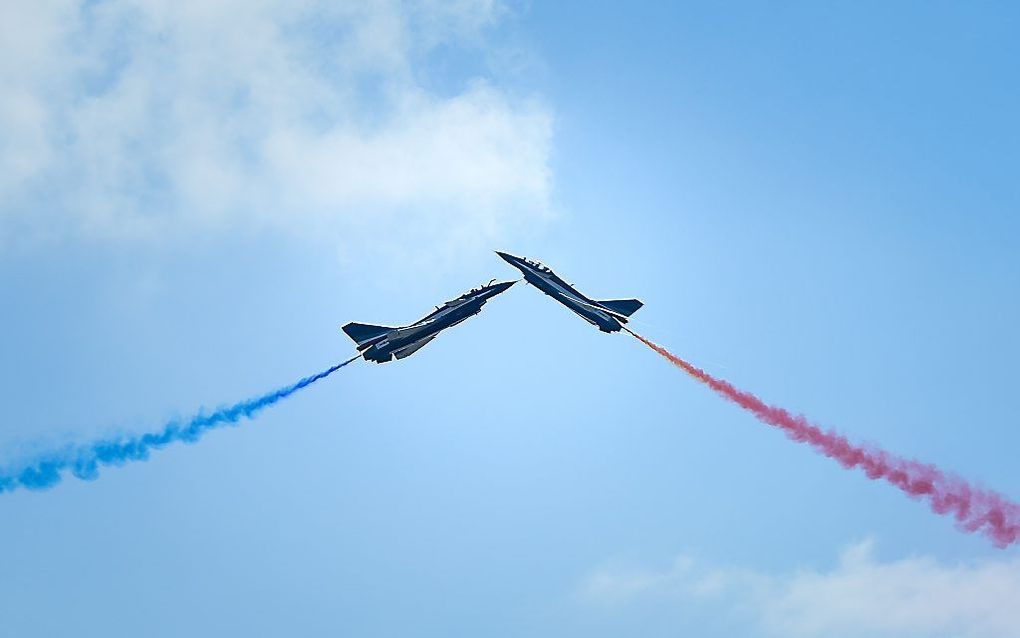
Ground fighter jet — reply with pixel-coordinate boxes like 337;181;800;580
342;280;515;363
496;251;642;333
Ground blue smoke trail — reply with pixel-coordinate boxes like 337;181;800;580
0;355;360;494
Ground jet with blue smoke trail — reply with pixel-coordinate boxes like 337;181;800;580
1;279;513;494
496;252;642;333
342;280;515;363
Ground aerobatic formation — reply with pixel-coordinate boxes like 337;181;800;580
2;250;1018;548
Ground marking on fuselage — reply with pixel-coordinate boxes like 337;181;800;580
527;268;614;325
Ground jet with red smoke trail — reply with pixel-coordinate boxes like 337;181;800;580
342;279;515;363
496;251;643;333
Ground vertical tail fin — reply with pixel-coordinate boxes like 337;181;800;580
596;299;643;317
342;322;393;350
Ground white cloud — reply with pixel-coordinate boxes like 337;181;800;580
579;541;1020;638
0;0;553;259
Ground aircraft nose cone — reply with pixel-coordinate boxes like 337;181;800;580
490;280;516;294
495;251;524;269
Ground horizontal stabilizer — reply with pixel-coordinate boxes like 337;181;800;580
597;298;643;317
342;322;393;348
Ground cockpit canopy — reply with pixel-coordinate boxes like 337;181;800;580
458;279;499;299
524;258;550;273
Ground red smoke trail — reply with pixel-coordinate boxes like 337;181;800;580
626;329;1020;548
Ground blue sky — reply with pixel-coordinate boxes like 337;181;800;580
1;2;1019;636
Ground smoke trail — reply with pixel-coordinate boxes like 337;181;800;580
626;329;1020;548
0;355;360;494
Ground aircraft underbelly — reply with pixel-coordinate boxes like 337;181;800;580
534;279;605;325
564;299;601;324
394;334;437;359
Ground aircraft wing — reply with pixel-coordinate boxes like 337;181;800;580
393;334;438;360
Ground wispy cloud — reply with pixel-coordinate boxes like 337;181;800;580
579;541;1020;638
0;0;553;259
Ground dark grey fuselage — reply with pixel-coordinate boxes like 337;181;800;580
343;280;515;363
496;252;639;332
